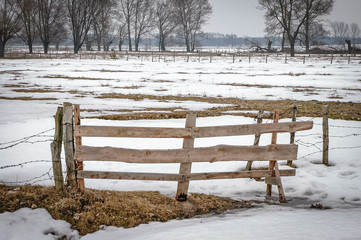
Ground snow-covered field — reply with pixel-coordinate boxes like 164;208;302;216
0;56;361;239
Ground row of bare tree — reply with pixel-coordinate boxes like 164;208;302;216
0;0;212;57
258;0;361;56
330;21;360;52
258;0;335;56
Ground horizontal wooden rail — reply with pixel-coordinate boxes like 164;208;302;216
185;169;296;181
78;169;295;181
193;121;313;138
74;126;191;138
75;144;298;163
78;171;183;181
74;121;313;138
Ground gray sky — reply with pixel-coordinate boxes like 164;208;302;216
203;0;361;37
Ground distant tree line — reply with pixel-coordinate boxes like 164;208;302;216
2;0;360;57
0;0;212;57
258;0;361;56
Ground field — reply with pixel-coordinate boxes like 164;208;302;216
1;53;361;239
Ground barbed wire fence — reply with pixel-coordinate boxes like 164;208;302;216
4;47;361;65
1;106;361;186
0;128;56;185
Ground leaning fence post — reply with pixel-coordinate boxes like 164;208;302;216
176;113;196;201
322;105;329;166
63;102;77;189
288;105;298;166
74;104;84;193
51;107;65;196
245;110;263;171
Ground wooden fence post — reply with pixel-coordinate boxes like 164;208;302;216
74;104;84;192
322;105;329;166
51;107;65;196
330;55;333;64
233;53;235;63
287;105;298;166
63;102;77;189
266;109;286;202
176;113;196;201
245;110;263;171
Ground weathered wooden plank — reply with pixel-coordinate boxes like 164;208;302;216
78;169;295;181
192;121;313;138
74;125;191;138
78;171;184;181
74;104;84;193
63;102;76;189
246;110;263;171
187;169;296;181
75;144;298;163
51;106;64;196
176;113;196;201
74;121;313;138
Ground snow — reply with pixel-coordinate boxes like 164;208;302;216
0;208;78;240
1;56;361;239
83;206;361;240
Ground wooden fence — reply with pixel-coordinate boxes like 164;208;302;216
60;103;313;202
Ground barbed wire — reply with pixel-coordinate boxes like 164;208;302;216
296;139;323;151
313;123;361;129
0;167;53;185
298;145;361;160
0;128;55;150
0;160;52;169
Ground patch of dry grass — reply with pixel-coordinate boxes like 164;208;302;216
0;96;58;101
93;93;361;121
41;75;110;81
12;88;62;93
0;185;253;235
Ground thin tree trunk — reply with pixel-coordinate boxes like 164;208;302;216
289;36;295;57
305;18;310;53
43;41;49;54
28;44;33;54
0;41;5;58
281;31;286;52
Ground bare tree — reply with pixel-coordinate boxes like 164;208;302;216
118;0;154;52
172;0;212;52
350;23;360;48
103;20;119;51
65;0;100;54
133;0;154;51
302;0;333;53
36;0;65;53
118;22;126;51
13;0;38;53
0;0;21;57
259;0;310;57
330;21;349;47
92;0;117;51
119;0;134;51
155;0;176;51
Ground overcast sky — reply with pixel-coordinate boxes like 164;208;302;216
203;0;361;37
